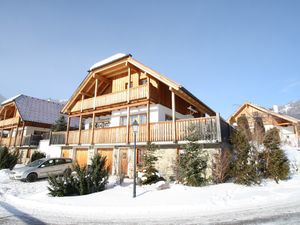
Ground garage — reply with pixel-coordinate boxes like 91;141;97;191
97;148;113;174
76;148;88;168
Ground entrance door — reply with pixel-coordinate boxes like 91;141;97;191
97;148;113;174
119;148;128;176
76;148;88;168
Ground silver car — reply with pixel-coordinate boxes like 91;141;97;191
10;158;73;182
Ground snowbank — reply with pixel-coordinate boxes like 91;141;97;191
283;145;300;173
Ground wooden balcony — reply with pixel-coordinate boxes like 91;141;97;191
71;85;151;112
0;117;19;128
50;117;233;145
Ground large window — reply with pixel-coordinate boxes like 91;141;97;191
120;114;147;126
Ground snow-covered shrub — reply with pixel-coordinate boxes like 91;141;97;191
48;155;109;196
0;147;19;170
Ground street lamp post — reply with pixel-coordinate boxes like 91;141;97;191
132;120;139;198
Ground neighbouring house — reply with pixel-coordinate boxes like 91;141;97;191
228;102;300;147
0;94;65;163
50;53;232;180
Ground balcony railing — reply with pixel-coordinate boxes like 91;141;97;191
50;117;233;145
71;85;149;112
0;117;19;128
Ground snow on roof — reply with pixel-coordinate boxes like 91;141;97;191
1;94;22;105
89;53;128;71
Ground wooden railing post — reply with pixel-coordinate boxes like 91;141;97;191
8;128;13;147
78;115;83;145
216;113;222;142
20;122;25;146
0;128;3;145
91;113;95;145
14;117;20;147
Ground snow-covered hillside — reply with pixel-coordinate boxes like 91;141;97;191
278;100;300;120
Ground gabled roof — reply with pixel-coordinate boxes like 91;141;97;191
62;53;216;116
1;95;65;125
228;101;300;124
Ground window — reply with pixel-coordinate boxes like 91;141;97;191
120;114;147;126
55;159;65;165
41;159;55;167
165;114;172;121
125;82;133;89
139;79;147;85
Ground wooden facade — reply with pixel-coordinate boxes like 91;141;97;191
51;54;232;147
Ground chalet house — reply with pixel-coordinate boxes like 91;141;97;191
50;53;232;180
228;102;300;147
0;95;65;163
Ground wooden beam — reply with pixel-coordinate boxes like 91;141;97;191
127;67;131;103
8;128;13;147
93;78;98;109
171;91;177;142
0;128;3;145
126;106;130;144
20;122;25;146
66;117;70;145
80;94;84;112
147;101;150;142
91;112;95;144
80;91;93;98
147;73;150;100
78;115;82;145
93;75;110;84
13;117;20;146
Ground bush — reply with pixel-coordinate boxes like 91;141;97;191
138;143;165;185
0;147;19;170
30;151;46;162
212;149;232;184
48;154;109;197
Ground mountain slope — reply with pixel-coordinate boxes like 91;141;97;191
278;100;300;120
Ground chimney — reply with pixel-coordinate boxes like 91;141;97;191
273;105;279;113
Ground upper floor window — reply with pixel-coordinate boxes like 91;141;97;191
120;114;147;126
125;82;133;89
139;79;147;86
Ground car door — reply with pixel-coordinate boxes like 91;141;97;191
54;158;67;176
38;159;56;178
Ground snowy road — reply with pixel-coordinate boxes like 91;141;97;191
1;199;300;225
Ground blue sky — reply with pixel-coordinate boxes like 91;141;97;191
0;0;299;118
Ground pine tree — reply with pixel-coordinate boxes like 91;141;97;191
231;130;261;185
253;115;265;146
263;128;289;183
139;143;165;185
51;115;67;132
0;147;19;170
179;125;208;186
237;115;252;141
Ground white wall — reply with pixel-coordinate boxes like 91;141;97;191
83;103;193;129
38;140;62;158
11;126;51;137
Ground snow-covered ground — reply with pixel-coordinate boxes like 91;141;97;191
1;146;300;224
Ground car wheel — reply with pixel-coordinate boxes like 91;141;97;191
26;173;38;182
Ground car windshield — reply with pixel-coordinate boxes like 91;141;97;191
27;159;46;167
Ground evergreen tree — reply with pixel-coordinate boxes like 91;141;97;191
51;115;67;132
231;130;261;185
237;115;252;141
0;147;19;170
263;128;289;183
179;125;208;186
138;143;165;185
30;151;46;162
253;115;265;146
